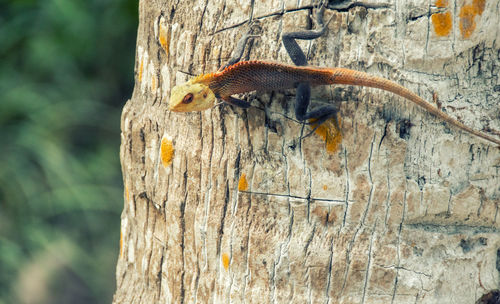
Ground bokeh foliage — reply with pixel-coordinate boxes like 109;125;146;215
0;1;137;303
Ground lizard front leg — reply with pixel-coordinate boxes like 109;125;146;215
215;26;259;108
282;2;339;129
219;26;259;71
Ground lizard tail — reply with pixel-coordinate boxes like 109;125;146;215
328;68;500;146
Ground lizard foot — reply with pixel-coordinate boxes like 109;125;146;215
307;114;343;154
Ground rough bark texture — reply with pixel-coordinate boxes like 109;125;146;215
114;0;500;303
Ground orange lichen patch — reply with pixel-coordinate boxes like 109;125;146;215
323;185;328;191
435;0;448;7
431;0;452;37
459;6;477;38
431;11;452;36
159;23;171;55
310;115;342;154
222;253;230;271
473;0;486;14
125;185;129;201
160;136;174;167
138;58;144;82
238;173;248;191
459;0;486;39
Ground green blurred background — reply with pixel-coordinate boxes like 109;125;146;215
0;1;137;303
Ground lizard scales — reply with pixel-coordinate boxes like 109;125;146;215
170;60;500;146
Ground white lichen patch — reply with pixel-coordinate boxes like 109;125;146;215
161;64;171;103
127;237;135;264
173;25;194;68
137;46;158;95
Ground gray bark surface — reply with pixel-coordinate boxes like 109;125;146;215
114;1;500;303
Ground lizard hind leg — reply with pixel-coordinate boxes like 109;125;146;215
294;83;343;152
281;0;341;152
306;113;343;153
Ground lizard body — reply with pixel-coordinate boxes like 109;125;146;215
169;3;500;146
169;60;500;146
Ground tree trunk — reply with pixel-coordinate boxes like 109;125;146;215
114;1;500;303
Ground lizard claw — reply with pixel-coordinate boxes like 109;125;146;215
310;0;334;34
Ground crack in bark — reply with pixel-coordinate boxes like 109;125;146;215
391;180;407;303
328;1;391;12
216;182;230;256
157;253;164;300
197;0;209;34
362;221;377;304
239;190;346;204
303;224;317;256
241;221;252;303
341;134;376;297
404;223;500;234
324;236;334;304
213;5;323;34
232;147;242;214
379;264;432;278
342;147;350;228
179;170;188;304
383;156;391;228
270;242;282;303
307;168;313;222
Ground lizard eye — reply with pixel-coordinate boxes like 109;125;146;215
182;93;194;104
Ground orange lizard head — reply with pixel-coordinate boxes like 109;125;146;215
169;78;216;112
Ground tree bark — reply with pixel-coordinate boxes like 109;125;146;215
114;1;500;303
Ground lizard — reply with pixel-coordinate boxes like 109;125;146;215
168;3;500;147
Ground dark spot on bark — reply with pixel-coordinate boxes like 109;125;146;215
397;119;412;140
264;111;278;133
417;176;426;190
413;246;423;256
170;6;175;19
496;248;500;272
476;290;500;304
460;239;472;253
459;237;488;253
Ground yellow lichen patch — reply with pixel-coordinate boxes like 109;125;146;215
310;115;342;154
459;0;486;39
431;11;452;36
323;185;328;191
151;75;157;92
138;58;144;82
238;173;248;191
158;23;171;55
125;185;129;201
160;136;174;167
222;253;230;271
